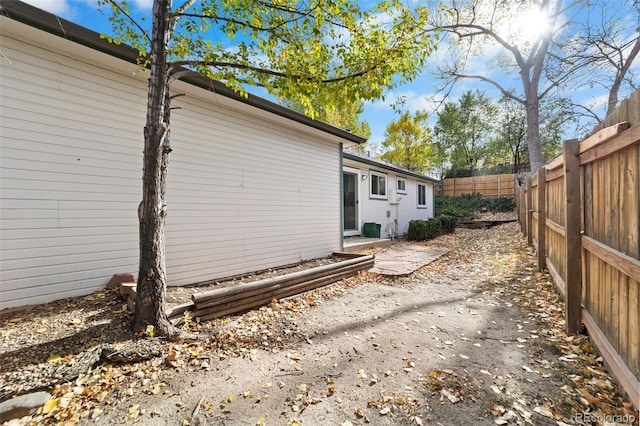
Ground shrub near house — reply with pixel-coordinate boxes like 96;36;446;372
408;193;516;241
407;215;457;241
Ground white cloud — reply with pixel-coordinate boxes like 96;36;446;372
368;89;440;115
582;93;609;110
363;89;442;143
21;0;72;17
131;0;153;10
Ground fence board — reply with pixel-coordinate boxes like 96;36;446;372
516;100;640;407
580;122;629;153
441;174;516;198
580;124;640;165
536;170;546;270
629;279;639;382
526;176;533;246
563;140;581;334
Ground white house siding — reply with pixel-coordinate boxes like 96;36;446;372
0;28;144;310
343;158;435;238
0;17;343;310
165;82;341;285
396;178;434;235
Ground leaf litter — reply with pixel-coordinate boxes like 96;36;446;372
0;221;637;425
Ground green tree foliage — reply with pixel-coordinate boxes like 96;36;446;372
486;95;527;173
487;95;564;173
537;97;565;161
100;0;438;336
280;86;372;150
434;90;496;177
101;0;436;111
380;110;434;173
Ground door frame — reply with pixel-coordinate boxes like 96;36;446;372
342;166;361;236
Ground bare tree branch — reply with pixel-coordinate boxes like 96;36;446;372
169;59;386;84
454;72;525;104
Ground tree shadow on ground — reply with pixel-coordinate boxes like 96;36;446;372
0;290;134;373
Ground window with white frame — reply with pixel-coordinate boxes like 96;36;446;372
397;178;407;194
370;171;387;199
417;183;427;208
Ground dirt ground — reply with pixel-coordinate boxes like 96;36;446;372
1;222;638;425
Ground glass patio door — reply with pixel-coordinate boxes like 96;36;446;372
343;171;359;235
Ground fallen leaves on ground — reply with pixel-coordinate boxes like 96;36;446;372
1;221;638;425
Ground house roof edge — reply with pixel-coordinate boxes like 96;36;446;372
343;151;440;183
0;0;366;145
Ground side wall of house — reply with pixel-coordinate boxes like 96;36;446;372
0;20;341;310
343;159;434;238
396;178;434;236
165;82;341;285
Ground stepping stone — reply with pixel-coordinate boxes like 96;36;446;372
0;391;51;422
370;246;449;276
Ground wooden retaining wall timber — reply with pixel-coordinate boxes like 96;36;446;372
166;254;375;323
516;117;639;408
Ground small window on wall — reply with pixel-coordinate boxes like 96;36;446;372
417;183;427;208
370;171;387;199
397;178;407;194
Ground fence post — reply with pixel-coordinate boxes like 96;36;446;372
526;174;533;246
536;167;546;271
564;139;582;334
520;182;526;236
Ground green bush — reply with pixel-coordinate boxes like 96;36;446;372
435;193;515;217
437;215;458;233
407;215;458;241
435;194;482;218
458;193;485;210
486;196;515;213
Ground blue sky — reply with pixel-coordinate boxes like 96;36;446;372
21;0;639;147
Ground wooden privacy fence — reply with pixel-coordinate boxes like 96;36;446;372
516;117;639;406
442;174;516;198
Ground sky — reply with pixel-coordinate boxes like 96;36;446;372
19;0;640;148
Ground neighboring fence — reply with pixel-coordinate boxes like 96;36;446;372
441;174;516;198
516;90;640;407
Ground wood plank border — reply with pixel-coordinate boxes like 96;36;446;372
580;124;640;165
579;122;629;154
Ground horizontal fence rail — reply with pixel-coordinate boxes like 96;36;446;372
516;100;639;408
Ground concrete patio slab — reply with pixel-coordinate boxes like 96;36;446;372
369;245;449;276
343;237;391;252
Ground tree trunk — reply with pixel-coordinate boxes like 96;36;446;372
606;35;640;116
525;97;544;172
133;0;180;337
